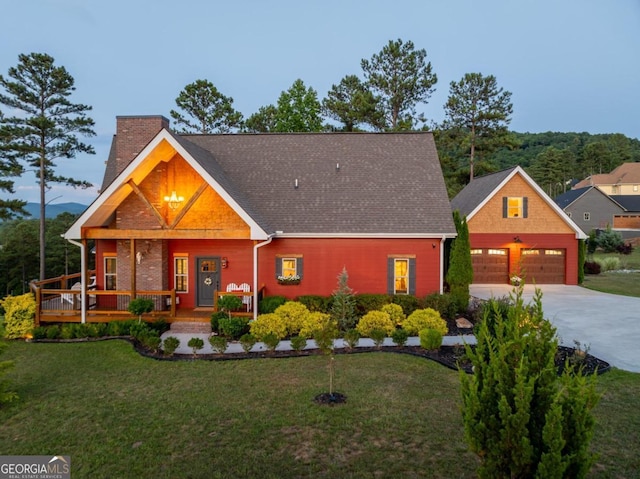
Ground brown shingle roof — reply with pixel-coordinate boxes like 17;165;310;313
574;162;640;189
179;132;455;236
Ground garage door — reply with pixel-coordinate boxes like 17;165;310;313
471;248;509;283
520;249;565;284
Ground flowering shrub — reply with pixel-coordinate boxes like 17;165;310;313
510;275;522;285
403;308;447;336
250;313;288;340
356;310;394;337
299;311;335;339
1;293;36;339
277;275;301;284
274;301;309;336
381;303;406;326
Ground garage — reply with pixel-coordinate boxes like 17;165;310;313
520;249;565;284
470;248;509;283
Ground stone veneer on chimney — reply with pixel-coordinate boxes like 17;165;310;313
115;115;170;176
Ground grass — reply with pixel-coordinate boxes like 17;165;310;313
1;340;639;478
583;248;640;297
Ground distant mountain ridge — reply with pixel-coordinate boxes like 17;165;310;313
19;202;88;219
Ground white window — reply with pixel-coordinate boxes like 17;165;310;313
276;255;303;282
174;256;188;292
470;249;483;255
104;256;117;290
488;249;507;255
507;197;523;218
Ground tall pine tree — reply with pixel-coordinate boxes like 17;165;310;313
0;53;95;280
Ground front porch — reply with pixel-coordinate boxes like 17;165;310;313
31;273;260;325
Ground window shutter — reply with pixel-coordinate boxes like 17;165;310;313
275;258;282;278
387;258;395;294
523;197;528;218
408;258;416;295
502;197;508;218
297;257;304;279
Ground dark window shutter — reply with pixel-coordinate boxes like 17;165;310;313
275;258;282;278
502;197;508;218
297;257;303;279
387;257;394;294
409;258;416;295
523;197;528;218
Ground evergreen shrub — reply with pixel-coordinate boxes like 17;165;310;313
403;308;447;336
356;310;394;337
0;293;36;339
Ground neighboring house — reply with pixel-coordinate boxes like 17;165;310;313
42;115;455;323
451;166;586;285
554;186;626;236
573;162;640;195
610;195;640;239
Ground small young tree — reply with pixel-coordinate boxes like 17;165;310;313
127;297;154;323
447;210;473;313
330;267;357;331
460;286;600;478
217;294;243;320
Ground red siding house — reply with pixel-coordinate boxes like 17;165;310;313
451;166;586;285
57;116;455;323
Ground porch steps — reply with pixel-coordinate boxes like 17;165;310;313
169;321;212;335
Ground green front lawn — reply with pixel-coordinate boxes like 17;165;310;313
1;340;639;478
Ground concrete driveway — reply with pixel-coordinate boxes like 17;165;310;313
470;284;640;373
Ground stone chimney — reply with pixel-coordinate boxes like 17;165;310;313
115;115;170;176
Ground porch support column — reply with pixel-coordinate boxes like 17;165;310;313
66;238;87;323
130;238;137;299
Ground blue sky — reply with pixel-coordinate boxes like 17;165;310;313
1;0;639;204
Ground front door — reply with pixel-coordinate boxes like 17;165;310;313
197;257;220;307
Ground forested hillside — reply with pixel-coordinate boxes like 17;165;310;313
437;131;640;198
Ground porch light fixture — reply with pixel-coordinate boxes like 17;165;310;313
164;191;184;210
514;236;522;243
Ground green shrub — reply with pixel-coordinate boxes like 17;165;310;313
299;312;335;339
46;325;60;339
262;332;280;351
423;293;458;320
209;335;228;354
210;311;226;333
596;227;624;253
274;301;309;336
354;294;390;315
461;288;600;479
60;324;78;339
391;294;419;315
218;316;250;340
391;328;409;347
106;321;127;336
419;328;443;350
162;336;180;356
239;333;257;353
140;331;161;352
187;337;204;356
290;335;307;351
370;328;387;348
343;329;360;349
0;293;36;339
595;256;620;272
331;268;357;331
148;319;169;334
127;297;154;322
32;326;48;340
381;303;406;327
356;310;394;337
129;321;151;340
403;308;448;336
259;295;287;314
250;313;288;340
297;295;331;313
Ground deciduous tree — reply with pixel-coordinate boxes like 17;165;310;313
442;73;513;180
0;53;95;280
274;79;323;132
170;79;243;133
361;39;437;130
